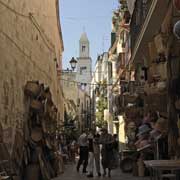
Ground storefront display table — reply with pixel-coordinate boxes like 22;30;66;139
144;160;180;180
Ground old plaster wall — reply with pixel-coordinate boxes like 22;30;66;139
0;0;64;153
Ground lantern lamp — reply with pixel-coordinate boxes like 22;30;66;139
69;57;77;71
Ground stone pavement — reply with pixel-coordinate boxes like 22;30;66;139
53;163;149;180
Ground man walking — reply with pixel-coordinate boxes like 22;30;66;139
76;130;88;173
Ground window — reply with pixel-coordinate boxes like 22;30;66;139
80;66;87;75
82;45;86;52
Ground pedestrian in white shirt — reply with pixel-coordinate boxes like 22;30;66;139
76;130;88;173
87;130;94;178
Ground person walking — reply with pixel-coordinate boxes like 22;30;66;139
93;133;101;177
112;134;119;168
87;130;94;178
99;128;114;177
76;130;89;173
70;139;77;163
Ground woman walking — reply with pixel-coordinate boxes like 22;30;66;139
99;128;114;177
93;133;101;177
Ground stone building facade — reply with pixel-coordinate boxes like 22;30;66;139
0;0;64;154
61;70;91;132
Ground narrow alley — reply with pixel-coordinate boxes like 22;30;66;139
0;0;180;180
53;163;148;180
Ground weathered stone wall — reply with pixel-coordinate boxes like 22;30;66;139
0;0;64;153
61;72;78;105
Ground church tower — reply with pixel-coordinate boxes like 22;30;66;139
76;32;92;94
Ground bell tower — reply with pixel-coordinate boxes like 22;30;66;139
76;32;92;94
79;32;89;58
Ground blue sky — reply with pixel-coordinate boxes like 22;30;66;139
59;0;119;69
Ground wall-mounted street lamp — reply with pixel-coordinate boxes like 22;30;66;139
69;57;77;71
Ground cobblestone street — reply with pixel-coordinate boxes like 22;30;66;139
53;163;149;180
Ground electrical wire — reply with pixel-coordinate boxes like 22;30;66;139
61;70;111;74
29;13;55;52
59;78;121;86
0;1;56;53
0;0;124;88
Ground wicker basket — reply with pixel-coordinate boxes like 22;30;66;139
24;81;41;97
124;94;138;103
154;33;167;53
144;83;157;95
24;164;41;180
155;118;168;134
30;100;43;112
148;41;157;64
31;127;43;142
144;81;166;95
157;81;166;91
156;62;167;80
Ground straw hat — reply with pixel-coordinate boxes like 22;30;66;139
137;124;151;137
154;118;168;133
127;122;136;129
150;129;162;140
139;140;150;148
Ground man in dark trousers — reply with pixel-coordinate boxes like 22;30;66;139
76;130;89;173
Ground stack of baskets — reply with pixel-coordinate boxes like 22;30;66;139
23;81;60;180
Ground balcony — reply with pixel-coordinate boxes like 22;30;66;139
130;0;153;52
130;0;170;63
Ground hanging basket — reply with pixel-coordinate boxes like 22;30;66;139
154;33;167;54
24;164;41;180
124;94;137;103
41;87;52;101
144;83;157;95
30;100;43;112
24;81;41;97
157;81;166;91
148;41;157;63
144;81;166;95
31;127;43;142
156;62;167;80
154;118;168;134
